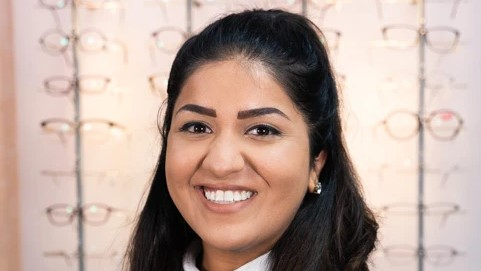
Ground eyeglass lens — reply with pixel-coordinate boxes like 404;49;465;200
425;27;459;53
427;110;462;140
79;30;106;51
152;28;187;54
40;30;70;54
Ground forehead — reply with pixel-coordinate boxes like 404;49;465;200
175;60;296;111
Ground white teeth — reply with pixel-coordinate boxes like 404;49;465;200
224;191;234;202
234;191;241;201
215;190;223;201
204;189;254;204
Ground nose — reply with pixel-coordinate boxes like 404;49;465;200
201;132;245;179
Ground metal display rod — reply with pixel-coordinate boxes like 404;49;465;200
187;0;193;36
71;1;86;270
301;0;308;16
417;0;426;271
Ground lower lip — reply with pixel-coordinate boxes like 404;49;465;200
195;187;256;214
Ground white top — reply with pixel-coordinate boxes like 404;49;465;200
182;242;271;271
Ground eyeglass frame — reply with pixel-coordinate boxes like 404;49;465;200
40;118;128;143
380;24;460;54
43;75;112;96
45;203;127;226
150;26;189;55
43;249;118;266
379;201;462;226
39;28;128;64
382;244;464;266
379;201;461;216
41;118;126;132
380;109;463;141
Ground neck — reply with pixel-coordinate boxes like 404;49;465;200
200;243;270;271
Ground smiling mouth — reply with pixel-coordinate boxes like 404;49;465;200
201;187;255;204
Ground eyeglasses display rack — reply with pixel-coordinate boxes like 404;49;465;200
69;1;86;271
417;1;427;271
19;0;475;270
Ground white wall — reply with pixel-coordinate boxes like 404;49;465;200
13;0;480;270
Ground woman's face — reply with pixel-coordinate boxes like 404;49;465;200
165;60;325;263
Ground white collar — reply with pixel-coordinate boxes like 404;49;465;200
182;242;271;271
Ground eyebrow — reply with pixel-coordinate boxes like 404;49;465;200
176;104;290;120
176;104;217;117
237;107;290;120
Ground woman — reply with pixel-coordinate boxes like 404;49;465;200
125;9;378;271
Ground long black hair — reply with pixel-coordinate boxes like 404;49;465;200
125;9;378;271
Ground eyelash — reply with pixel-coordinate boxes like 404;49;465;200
246;124;281;137
179;122;281;137
179;122;212;134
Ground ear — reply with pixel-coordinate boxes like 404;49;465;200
308;151;327;193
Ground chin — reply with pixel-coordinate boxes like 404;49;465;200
200;230;275;254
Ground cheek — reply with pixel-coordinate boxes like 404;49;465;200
252;157;309;239
165;138;205;228
165;137;195;198
252;143;312;207
166;135;198;176
261;142;311;184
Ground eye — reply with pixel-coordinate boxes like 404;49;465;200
179;122;212;134
246;124;281;137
